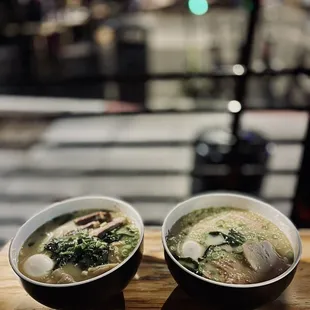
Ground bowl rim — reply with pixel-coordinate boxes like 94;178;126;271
9;195;144;288
162;192;302;289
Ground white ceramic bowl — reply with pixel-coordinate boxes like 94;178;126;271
162;193;302;309
9;196;144;309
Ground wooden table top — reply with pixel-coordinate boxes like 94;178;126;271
1;228;310;310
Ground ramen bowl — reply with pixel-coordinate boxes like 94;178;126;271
162;193;302;309
9;196;144;309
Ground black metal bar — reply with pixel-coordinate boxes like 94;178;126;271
0;107;308;125
0;193;293;203
232;0;261;135
3;168;297;178
144;221;163;226
0;68;309;87
40;139;304;148
291;115;310;227
0;138;302;151
0;194;182;204
42;141;196;148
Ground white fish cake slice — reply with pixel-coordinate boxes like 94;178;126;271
181;240;205;260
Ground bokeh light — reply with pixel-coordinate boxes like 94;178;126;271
188;0;209;16
233;64;245;76
228;100;242;113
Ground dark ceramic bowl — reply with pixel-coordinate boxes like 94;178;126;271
9;196;144;309
162;193;302;310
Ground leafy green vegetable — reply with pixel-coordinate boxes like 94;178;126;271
118;225;140;256
199;245;216;261
178;257;199;272
44;231;108;270
101;224;139;244
101;229;122;243
209;229;245;247
227;229;246;246
116;225;136;237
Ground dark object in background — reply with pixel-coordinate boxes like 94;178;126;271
18;0;43;92
260;35;277;108
292;119;310;228
116;25;147;107
192;128;270;195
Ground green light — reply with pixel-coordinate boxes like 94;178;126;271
188;0;209;16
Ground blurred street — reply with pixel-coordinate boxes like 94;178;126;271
0;100;306;245
0;0;309;244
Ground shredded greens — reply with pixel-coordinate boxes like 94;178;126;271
44;224;140;270
178;257;199;272
174;230;246;275
115;225;140;258
209;229;246;247
101;225;139;245
44;231;109;270
101;229;122;243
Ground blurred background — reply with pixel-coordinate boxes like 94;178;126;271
0;0;310;247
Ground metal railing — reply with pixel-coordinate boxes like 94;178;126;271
0;0;309;229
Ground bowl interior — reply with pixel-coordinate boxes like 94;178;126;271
162;193;302;284
10;196;144;284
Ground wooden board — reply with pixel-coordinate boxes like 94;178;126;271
1;228;310;310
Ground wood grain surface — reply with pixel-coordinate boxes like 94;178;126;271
1;228;310;310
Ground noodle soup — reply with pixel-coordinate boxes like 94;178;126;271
166;207;293;284
19;209;140;284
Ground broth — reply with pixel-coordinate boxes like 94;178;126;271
18;209;139;284
166;207;293;284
